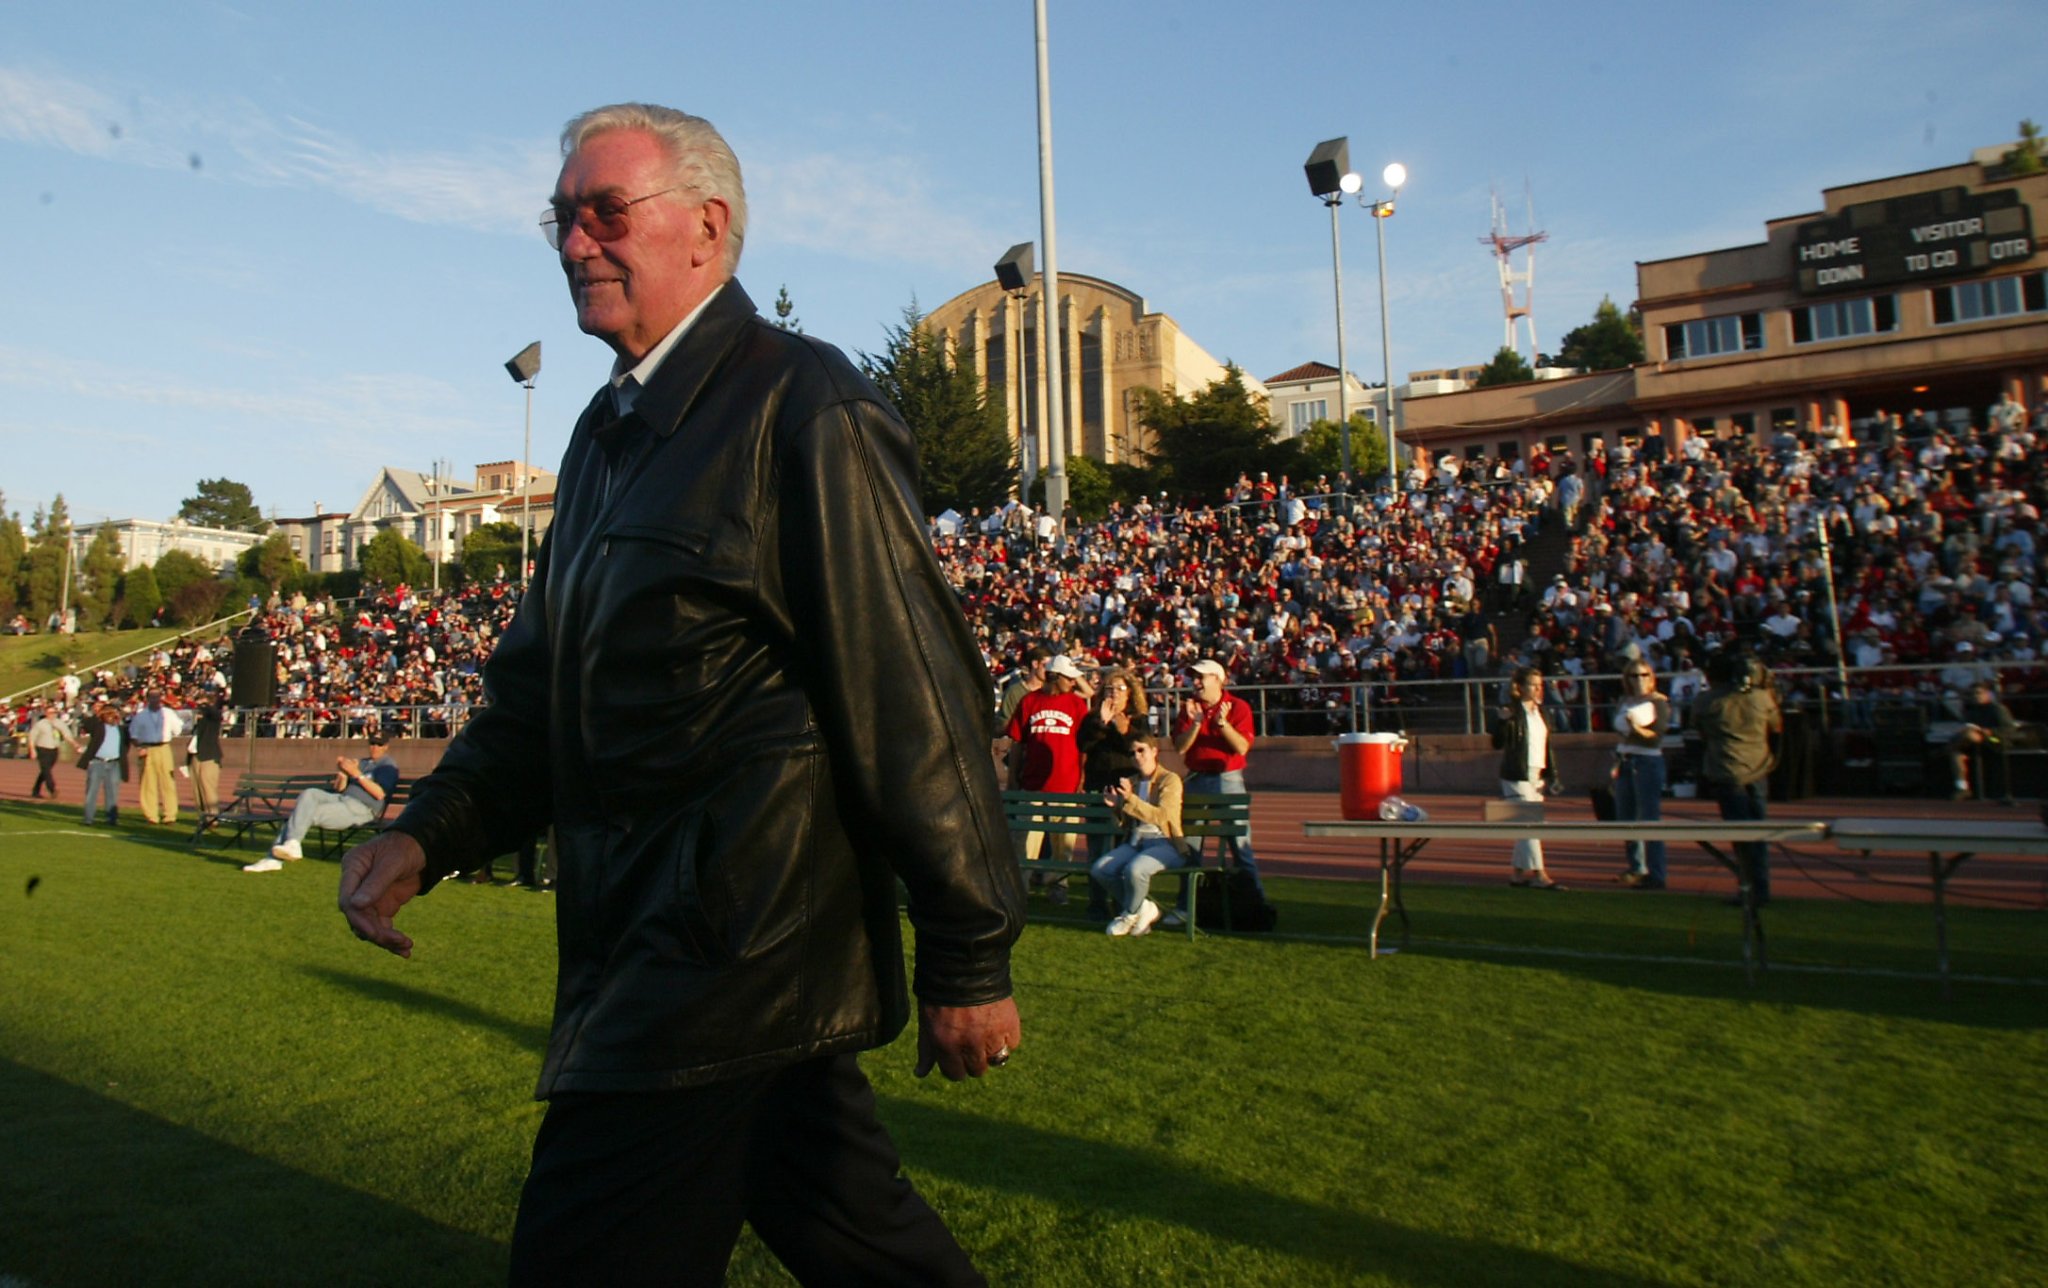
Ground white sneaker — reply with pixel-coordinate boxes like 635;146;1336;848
270;839;303;861
243;857;285;873
1158;909;1187;930
1105;912;1137;937
1131;899;1162;937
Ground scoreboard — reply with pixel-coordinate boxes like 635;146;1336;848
1792;186;2035;295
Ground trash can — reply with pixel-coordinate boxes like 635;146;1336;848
1336;732;1406;820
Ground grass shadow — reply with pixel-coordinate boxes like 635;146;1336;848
297;964;551;1054
0;1058;506;1287
878;1093;1670;1287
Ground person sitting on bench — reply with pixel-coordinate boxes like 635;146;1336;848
243;730;400;872
1090;735;1189;938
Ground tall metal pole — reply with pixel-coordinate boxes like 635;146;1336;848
1326;194;1352;489
429;463;440;594
1033;0;1068;534
1375;203;1399;497
520;379;535;585
1817;516;1849;699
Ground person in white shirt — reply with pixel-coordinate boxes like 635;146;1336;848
125;689;188;825
1491;667;1563;889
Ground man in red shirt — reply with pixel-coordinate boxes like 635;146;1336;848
1005;655;1094;902
1170;659;1263;919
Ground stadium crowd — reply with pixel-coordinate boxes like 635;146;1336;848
8;395;2045;750
941;396;2048;733
3;580;522;746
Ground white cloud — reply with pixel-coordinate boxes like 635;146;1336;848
0;63;554;236
749;151;1011;276
0;343;482;439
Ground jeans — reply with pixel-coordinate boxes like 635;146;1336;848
1090;839;1186;915
1613;753;1666;883
280;788;376;845
83;760;121;824
1186;770;1261;894
1710;778;1770;901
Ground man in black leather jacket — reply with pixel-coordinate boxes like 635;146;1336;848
339;103;1023;1286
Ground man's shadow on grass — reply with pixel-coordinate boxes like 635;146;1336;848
879;1092;1666;1287
298;964;550;1054
0;1058;506;1287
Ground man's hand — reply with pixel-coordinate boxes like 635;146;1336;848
914;997;1021;1081
339;831;428;959
334;755;354;775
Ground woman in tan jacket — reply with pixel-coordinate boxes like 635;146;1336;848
1089;735;1189;937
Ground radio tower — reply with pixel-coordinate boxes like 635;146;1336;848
1480;186;1548;361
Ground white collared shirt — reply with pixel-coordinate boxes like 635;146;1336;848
610;283;727;418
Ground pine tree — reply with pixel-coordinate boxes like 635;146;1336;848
772;285;803;333
860;302;1015;515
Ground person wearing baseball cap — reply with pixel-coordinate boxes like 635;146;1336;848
1003;655;1094;903
245;728;401;872
1170;658;1263;923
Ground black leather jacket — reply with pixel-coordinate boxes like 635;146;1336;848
1490;701;1555;785
391;282;1024;1096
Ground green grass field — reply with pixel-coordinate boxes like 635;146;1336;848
2;798;2044;1286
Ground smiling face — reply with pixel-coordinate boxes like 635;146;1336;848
1131;740;1159;775
553;129;730;362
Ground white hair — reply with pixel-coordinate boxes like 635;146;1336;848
561;103;747;274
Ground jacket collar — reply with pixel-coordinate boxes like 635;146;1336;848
613;279;758;442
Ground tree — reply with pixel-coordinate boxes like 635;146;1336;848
1555;296;1645;372
167;575;229;626
238;531;305;588
1135;364;1285;500
1473;345;1535;388
2003;118;2045;176
460;520;525;584
22;496;72;622
356;527;430;586
120;563;162;629
772;285;803;333
150;549;216;607
860;302;1016;515
0;492;25;619
76;524;123;628
1296;412;1390;483
179;478;269;533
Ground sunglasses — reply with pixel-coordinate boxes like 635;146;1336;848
540;185;687;250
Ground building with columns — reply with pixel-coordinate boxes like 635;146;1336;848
1397;142;2047;463
918;273;1265;477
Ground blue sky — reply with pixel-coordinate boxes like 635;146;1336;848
2;0;2037;526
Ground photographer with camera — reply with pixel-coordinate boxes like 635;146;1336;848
1692;651;1783;905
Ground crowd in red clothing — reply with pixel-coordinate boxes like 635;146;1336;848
939;395;2048;731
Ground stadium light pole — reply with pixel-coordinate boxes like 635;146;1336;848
504;342;542;585
1358;162;1407;496
1303;138;1362;501
1032;0;1069;541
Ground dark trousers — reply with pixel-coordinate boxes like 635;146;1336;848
508;1053;984;1288
32;746;59;797
1711;778;1771;901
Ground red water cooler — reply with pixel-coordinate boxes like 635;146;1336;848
1336;732;1406;819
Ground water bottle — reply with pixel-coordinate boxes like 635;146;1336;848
1377;795;1428;823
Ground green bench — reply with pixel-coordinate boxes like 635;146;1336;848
193;771;411;857
1001;790;1252;939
